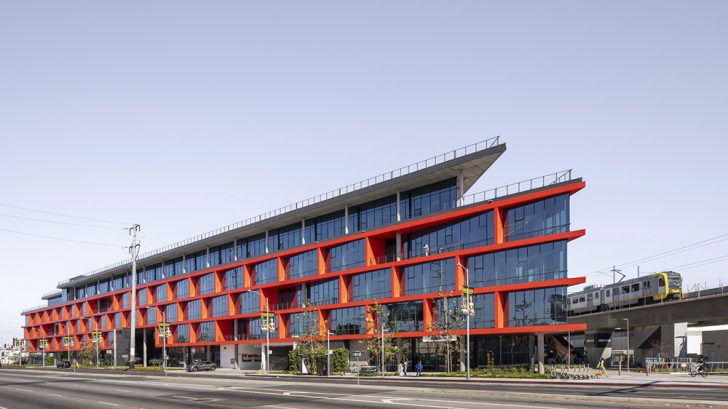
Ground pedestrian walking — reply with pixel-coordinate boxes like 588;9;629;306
403;360;408;376
596;357;608;378
398;362;404;376
415;361;423;377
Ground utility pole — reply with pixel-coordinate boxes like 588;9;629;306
128;224;140;368
611;265;624;284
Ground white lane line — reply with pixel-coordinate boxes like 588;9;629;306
384;396;559;409
48;393;64;397
12;388;33;392
96;402;119;406
114;389;133;393
266;406;302;409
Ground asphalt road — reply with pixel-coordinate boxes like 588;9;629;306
0;369;725;409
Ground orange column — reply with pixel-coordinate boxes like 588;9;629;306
339;275;349;304
318;248;326;275
494;291;505;328
423;298;433;332
494;207;505;244
365;304;374;335
365;237;375;266
277;257;285;282
243;265;252;288
391;267;400;298
455;255;465;291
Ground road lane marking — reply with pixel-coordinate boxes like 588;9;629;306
97;402;119;406
114;389;133;393
48;393;63;397
12;388;33;392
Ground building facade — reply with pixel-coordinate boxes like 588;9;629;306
21;138;586;371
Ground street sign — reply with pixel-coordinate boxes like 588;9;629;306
422;335;457;343
352;351;362;358
461;286;474;295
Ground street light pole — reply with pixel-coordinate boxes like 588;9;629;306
162;311;167;377
623;318;630;372
95;323;99;369
381;321;385;377
327;331;333;377
457;263;472;380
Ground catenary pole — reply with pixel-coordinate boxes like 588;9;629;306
128;224;140;368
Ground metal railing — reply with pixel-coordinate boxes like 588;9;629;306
460;169;573;206
59;137;501;286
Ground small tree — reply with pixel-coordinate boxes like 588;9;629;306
80;341;96;366
366;302;399;373
294;302;326;375
428;293;465;373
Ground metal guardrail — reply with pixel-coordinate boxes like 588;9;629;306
460;169;573;206
57;137;502;287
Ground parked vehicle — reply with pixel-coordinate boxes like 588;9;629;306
187;360;216;372
56;360;71;369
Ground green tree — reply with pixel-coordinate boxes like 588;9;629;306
293;302;326;375
429;293;465;373
366;302;399;373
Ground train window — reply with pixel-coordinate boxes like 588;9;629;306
595;292;600;299
622;286;630;293
659;277;665;286
644;281;650;288
631;284;639;292
606;289;611;297
579;297;585;303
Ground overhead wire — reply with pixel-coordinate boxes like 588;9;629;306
0;228;125;248
0;212;125;230
587;232;728;277
0;202;132;226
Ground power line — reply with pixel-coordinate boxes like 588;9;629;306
665;254;728;271
0;202;131;226
0;228;125;248
0;212;125;230
589;232;728;276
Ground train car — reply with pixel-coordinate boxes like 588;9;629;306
567;271;682;315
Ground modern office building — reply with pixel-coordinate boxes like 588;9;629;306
21;137;586;371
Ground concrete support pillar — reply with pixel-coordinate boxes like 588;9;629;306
206;346;212;361
457;171;464;207
344;206;349;234
183;347;188;369
142;328;147;367
301;219;306;245
395;232;402;261
537;333;545;375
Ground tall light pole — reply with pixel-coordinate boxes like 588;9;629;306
457;263;472;380
246;289;270;375
94;322;100;369
381;321;386;377
161;310;168;377
326;330;334;377
128;224;140;368
623;318;630;372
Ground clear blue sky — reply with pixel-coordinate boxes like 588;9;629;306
1;1;727;345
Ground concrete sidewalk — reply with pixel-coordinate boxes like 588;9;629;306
192;368;728;388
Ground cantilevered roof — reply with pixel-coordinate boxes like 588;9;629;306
57;138;506;289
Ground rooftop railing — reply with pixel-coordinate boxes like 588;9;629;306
58;137;502;286
460;169;573;206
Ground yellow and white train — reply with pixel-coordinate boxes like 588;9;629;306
567;271;683;315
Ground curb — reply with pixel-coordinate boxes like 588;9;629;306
5;366;728;390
